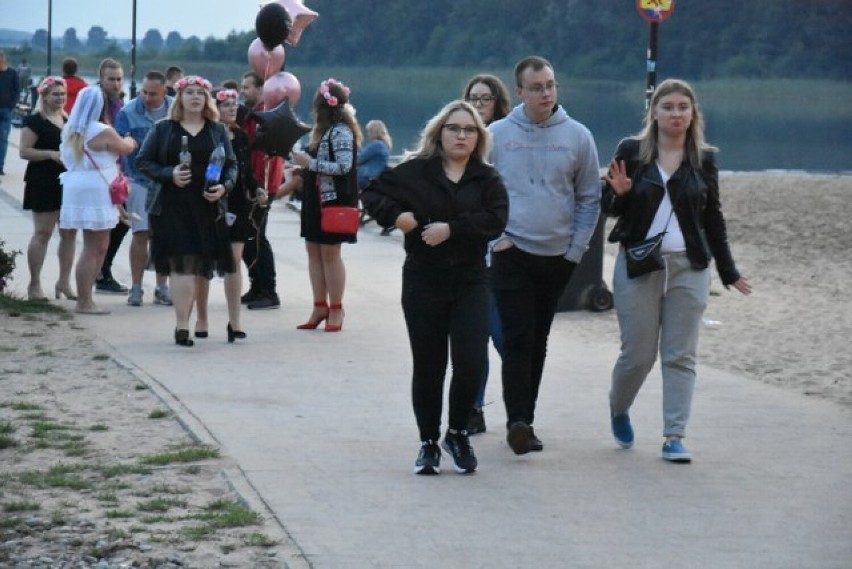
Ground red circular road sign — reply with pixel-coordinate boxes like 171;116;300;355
637;0;675;23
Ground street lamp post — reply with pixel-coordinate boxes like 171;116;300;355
46;0;53;76
130;0;137;98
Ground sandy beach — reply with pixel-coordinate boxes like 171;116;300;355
1;167;851;566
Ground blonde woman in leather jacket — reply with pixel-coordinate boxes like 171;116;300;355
602;79;751;463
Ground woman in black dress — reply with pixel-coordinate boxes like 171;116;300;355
19;77;76;301
194;87;253;342
136;76;237;346
291;78;362;332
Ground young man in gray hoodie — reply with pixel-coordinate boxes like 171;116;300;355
488;55;601;455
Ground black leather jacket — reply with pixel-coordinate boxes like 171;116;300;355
362;156;508;269
602;138;740;285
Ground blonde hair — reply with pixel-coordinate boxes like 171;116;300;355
636;78;716;168
36;77;68;119
366;119;392;151
405;100;490;163
168;82;219;122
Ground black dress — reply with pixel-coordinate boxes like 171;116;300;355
22;113;66;213
147;121;235;277
227;128;255;243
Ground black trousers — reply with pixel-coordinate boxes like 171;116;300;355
402;263;488;442
491;247;575;428
242;205;276;293
100;222;129;276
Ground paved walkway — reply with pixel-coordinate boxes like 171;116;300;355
1;135;850;568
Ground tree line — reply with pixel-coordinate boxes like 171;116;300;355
21;0;851;80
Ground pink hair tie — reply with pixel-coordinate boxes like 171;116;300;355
319;78;350;108
216;89;239;102
176;76;212;92
37;76;66;96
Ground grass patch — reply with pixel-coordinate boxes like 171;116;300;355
89;424;109;432
134;383;149;390
18;463;91;490
136;497;188;512
242;532;278;547
96;492;119;503
0;434;16;449
0;516;21;529
30;421;71;438
105;510;135;519
0;346;17;353
6;402;42;411
92;354;110;361
148;409;170;419
97;463;152;478
0;293;70;317
3;500;41;512
197;499;260;528
140;445;219;466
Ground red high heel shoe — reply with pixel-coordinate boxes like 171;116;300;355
325;304;344;332
297;302;329;330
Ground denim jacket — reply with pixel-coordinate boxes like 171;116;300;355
114;95;173;182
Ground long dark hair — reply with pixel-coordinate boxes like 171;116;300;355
463;73;511;123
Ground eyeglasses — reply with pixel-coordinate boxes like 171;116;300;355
523;82;559;95
467;95;494;106
443;124;478;137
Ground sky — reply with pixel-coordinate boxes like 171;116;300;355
1;0;270;40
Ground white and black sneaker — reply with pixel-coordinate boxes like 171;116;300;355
442;430;477;474
414;440;441;475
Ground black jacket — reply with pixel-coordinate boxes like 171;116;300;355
602;138;740;285
362;156;508;269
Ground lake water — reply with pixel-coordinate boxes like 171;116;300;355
80;75;852;173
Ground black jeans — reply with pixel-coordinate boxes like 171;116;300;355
491;247;575;428
402;263;488;442
100;222;130;277
242;205;276;293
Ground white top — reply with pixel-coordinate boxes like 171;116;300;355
59;122;120;231
645;163;686;253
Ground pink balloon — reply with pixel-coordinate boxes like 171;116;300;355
263;71;301;109
247;38;286;80
271;0;319;47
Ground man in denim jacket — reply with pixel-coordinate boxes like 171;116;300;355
115;70;174;307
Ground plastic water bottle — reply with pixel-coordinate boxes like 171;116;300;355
205;142;226;190
179;136;191;168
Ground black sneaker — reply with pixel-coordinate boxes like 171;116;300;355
506;421;532;455
414;441;441;475
95;275;129;294
467;408;486;435
529;427;543;452
442;430;477;474
247;292;280;310
240;288;261;305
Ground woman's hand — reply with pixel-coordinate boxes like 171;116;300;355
291;151;311;169
395;212;418;234
173;164;192;188
728;276;752;296
203;184;226;202
605;159;632;197
51;150;62;163
421;222;450;247
255;188;269;205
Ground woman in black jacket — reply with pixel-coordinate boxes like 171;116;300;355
136;76;237;347
362;100;508;475
603;79;751;463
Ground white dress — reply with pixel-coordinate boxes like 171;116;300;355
59;122;119;230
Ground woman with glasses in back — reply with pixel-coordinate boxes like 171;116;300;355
362;100;508;476
461;73;512;435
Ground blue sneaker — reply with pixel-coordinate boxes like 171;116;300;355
662;439;692;463
127;286;143;307
611;413;634;449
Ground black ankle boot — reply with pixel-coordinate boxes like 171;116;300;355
175;329;194;347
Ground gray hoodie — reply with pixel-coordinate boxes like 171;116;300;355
488;103;601;263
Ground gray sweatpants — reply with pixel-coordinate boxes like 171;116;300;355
609;250;710;437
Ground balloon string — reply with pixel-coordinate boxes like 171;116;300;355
264;57;272;83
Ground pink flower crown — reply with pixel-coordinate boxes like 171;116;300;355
38;76;66;96
175;76;213;92
319;78;351;108
215;88;239;102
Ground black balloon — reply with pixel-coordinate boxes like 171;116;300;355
255;3;292;50
252;99;311;158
